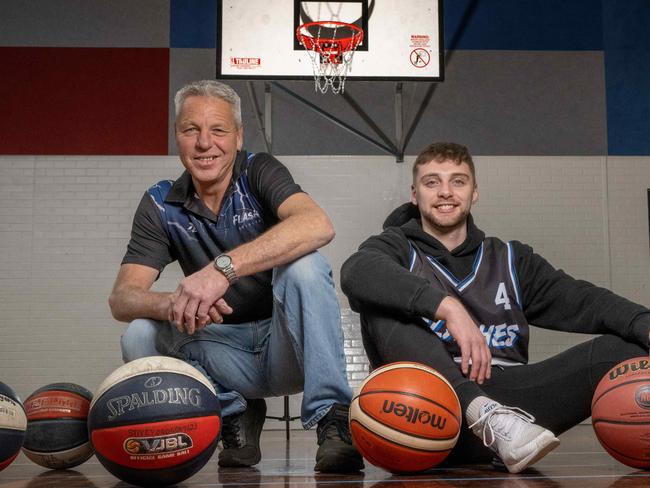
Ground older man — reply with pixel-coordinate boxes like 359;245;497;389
109;80;362;473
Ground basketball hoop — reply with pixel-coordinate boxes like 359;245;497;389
296;21;364;94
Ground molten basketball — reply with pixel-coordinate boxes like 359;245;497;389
88;356;221;487
349;362;461;473
591;356;650;468
0;382;27;471
22;382;94;469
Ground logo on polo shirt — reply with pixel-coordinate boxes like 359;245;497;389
233;209;261;226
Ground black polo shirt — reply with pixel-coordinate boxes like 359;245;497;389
122;151;303;323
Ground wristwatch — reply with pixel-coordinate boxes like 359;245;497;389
214;254;238;283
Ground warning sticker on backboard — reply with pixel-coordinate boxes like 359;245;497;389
410;49;430;68
410;35;431;48
230;57;262;69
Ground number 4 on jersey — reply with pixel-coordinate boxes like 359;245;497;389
494;282;511;310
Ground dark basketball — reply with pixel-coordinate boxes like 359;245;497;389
349;362;461;473
88;356;221;487
0;382;27;471
22;382;94;469
591;356;650;468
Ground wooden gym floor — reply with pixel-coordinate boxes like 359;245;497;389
0;425;648;488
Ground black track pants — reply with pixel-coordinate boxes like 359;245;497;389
360;310;647;464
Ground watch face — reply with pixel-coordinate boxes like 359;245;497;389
216;255;231;268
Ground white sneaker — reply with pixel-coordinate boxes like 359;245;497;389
467;399;559;473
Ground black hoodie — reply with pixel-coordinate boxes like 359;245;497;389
341;203;650;348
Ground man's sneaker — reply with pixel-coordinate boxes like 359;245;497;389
218;398;267;468
467;398;559;474
314;404;364;473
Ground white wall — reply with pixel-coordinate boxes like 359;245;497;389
1;154;649;424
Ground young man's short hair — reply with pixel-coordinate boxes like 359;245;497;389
412;142;476;183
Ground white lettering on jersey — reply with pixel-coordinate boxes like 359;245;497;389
494;282;511;310
429;320;520;348
479;323;520;348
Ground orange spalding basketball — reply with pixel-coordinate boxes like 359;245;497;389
591;356;650;469
349;362;461;473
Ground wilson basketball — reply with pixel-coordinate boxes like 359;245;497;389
88;356;221;487
22;382;94;469
0;382;27;471
591;356;650;468
349;362;461;473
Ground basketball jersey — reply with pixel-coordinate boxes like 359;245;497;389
408;238;530;366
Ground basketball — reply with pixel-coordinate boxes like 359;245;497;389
88;356;221;487
22;382;94;469
349;362;461;473
591;356;650;468
0;382;27;471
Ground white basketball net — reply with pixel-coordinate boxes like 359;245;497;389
298;22;362;94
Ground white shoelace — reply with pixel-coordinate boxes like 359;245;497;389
468;405;536;448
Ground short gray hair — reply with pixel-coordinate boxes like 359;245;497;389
174;80;242;127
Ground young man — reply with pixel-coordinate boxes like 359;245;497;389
341;142;649;473
109;80;362;473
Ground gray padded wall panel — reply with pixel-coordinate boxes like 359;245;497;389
0;0;169;47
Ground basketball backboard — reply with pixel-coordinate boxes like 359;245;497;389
217;0;443;82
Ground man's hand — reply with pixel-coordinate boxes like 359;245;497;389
435;296;492;384
169;264;233;334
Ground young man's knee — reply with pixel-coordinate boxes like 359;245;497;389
591;334;646;365
361;310;430;343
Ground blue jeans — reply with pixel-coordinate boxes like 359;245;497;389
120;252;352;428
